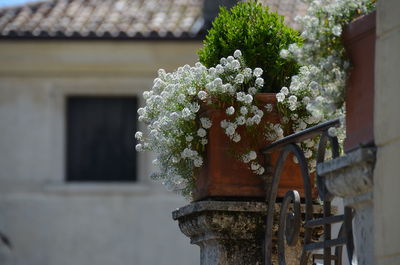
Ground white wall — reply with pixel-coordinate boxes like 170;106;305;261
0;41;202;265
374;1;400;264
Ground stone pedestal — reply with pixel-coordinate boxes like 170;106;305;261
172;201;320;265
172;201;266;265
317;147;376;265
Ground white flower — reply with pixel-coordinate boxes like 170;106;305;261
170;112;179;120
216;64;224;74
235;74;244;84
186;135;193;142
332;25;342;37
187;87;196;95
255;77;264;87
135;131;143;140
198;90;207;100
304;149;313;159
182;107;192;118
213;77;223;87
232;60;241;70
298;121;307;130
288;43;300;56
302;96;310;105
193;157;203;167
135;144;143;152
281;87;289;95
240;106;248;115
305;140;315;148
201;138;208;145
226;106;235;115
251;162;260;170
197;128;207;137
236;116;246;125
170;156;181;162
178;94;185;102
220;57;227;65
248;87;257;95
220;120;229;129
256;167;265;175
248;151;257;160
253;68;263;77
265;104;273;112
242;154;251;163
328;127;337;137
200;117;212;129
233;133;241;143
288;95;297;103
243;68;252;78
276;93;285;102
244;94;253;104
137;107;145;116
143;91;151;100
279;49;289;59
233;49;242;58
181;148;196;159
252;115;262;125
246;117;254;126
225;125;235;136
190;102;200;113
236;92;245;102
274;124;284;139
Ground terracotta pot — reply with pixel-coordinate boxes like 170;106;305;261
192;93;311;201
342;11;376;152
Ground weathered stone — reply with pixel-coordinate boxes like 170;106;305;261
173;201;266;265
317;147;376;265
173;201;324;265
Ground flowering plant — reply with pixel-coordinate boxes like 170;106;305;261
271;0;376;168
135;50;284;197
135;0;376;198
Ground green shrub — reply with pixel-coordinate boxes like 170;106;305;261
198;1;302;93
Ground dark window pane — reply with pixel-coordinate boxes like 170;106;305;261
66;96;137;182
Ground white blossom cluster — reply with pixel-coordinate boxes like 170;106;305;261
136;50;274;197
276;0;375;170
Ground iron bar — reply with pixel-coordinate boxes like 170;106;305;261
262;118;353;265
261;118;340;154
304;215;345;228
304;238;347;252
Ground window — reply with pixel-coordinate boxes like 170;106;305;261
66;96;137;182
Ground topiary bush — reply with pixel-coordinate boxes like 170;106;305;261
198;1;302;93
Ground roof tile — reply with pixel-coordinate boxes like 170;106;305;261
0;0;307;40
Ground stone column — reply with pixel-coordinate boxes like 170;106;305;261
317;147;376;265
172;201;266;265
172;200;320;265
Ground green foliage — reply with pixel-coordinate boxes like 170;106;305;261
198;1;302;93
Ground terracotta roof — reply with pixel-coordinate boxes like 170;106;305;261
0;0;308;40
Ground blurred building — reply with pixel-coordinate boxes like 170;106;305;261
0;0;306;264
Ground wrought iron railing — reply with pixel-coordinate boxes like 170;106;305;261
261;118;354;265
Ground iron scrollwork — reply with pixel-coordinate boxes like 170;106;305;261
261;119;354;265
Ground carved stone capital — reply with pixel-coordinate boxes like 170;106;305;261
172;201;266;265
317;147;376;265
317;147;376;207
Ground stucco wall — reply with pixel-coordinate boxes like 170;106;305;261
374;1;400;264
0;41;202;265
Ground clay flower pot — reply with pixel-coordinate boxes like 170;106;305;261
192;93;310;201
342;11;376;152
